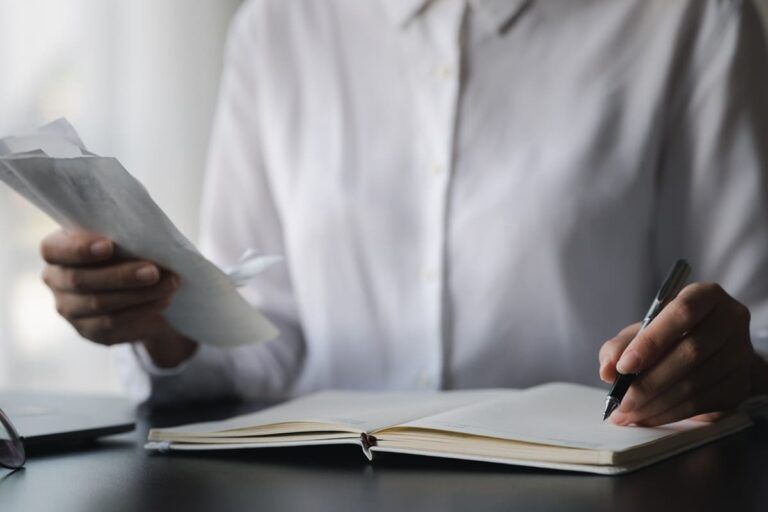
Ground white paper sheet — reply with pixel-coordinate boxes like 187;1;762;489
0;119;279;347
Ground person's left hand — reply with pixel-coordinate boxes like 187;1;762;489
598;282;756;427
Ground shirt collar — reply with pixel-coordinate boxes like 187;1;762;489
382;0;430;28
383;0;533;33
470;0;533;33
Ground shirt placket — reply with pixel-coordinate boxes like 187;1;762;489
403;0;466;390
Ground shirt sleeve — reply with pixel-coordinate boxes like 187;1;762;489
122;6;305;405
655;0;768;353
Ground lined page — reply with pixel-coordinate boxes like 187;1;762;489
395;383;711;452
161;390;507;436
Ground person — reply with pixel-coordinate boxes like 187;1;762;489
39;0;768;426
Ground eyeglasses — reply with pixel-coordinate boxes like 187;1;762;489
0;406;25;469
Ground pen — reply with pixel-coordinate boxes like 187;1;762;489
602;259;692;421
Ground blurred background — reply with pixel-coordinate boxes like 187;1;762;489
0;0;766;396
0;0;242;394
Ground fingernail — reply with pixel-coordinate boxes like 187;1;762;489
610;414;628;426
90;240;112;257
136;265;159;283
616;351;641;374
619;396;635;413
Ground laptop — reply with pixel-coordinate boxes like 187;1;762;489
0;392;135;452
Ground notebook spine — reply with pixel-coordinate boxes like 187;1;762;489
360;433;378;460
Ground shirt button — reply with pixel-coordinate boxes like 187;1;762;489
417;372;435;388
435;65;455;79
429;163;445;176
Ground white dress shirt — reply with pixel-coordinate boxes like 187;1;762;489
122;0;768;404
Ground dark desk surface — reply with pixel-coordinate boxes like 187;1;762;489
2;401;767;512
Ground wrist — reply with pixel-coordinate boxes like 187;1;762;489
141;325;198;369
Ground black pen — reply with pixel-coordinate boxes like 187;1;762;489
602;259;692;421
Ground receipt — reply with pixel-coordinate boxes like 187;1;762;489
0;119;279;347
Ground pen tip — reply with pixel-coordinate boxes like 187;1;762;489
603;401;618;421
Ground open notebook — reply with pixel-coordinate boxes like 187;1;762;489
146;383;752;475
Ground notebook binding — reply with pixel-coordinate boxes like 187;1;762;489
360;433;378;460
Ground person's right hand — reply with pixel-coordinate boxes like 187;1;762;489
41;229;197;367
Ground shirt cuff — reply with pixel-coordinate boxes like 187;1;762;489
130;341;194;377
128;341;238;405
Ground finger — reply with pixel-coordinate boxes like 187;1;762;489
690;412;726;423
72;298;172;346
55;274;179;319
598;323;641;383
618;305;736;413
40;229;114;265
616;283;725;375
42;260;163;293
629;370;749;427
611;340;745;425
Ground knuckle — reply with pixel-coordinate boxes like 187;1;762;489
670;299;695;327
44;266;69;291
120;265;139;285
77;240;94;260
638;331;664;355
64;268;83;291
681;339;702;364
88;294;104;313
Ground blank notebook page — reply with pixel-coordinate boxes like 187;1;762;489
397;382;709;452
161;390;507;435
